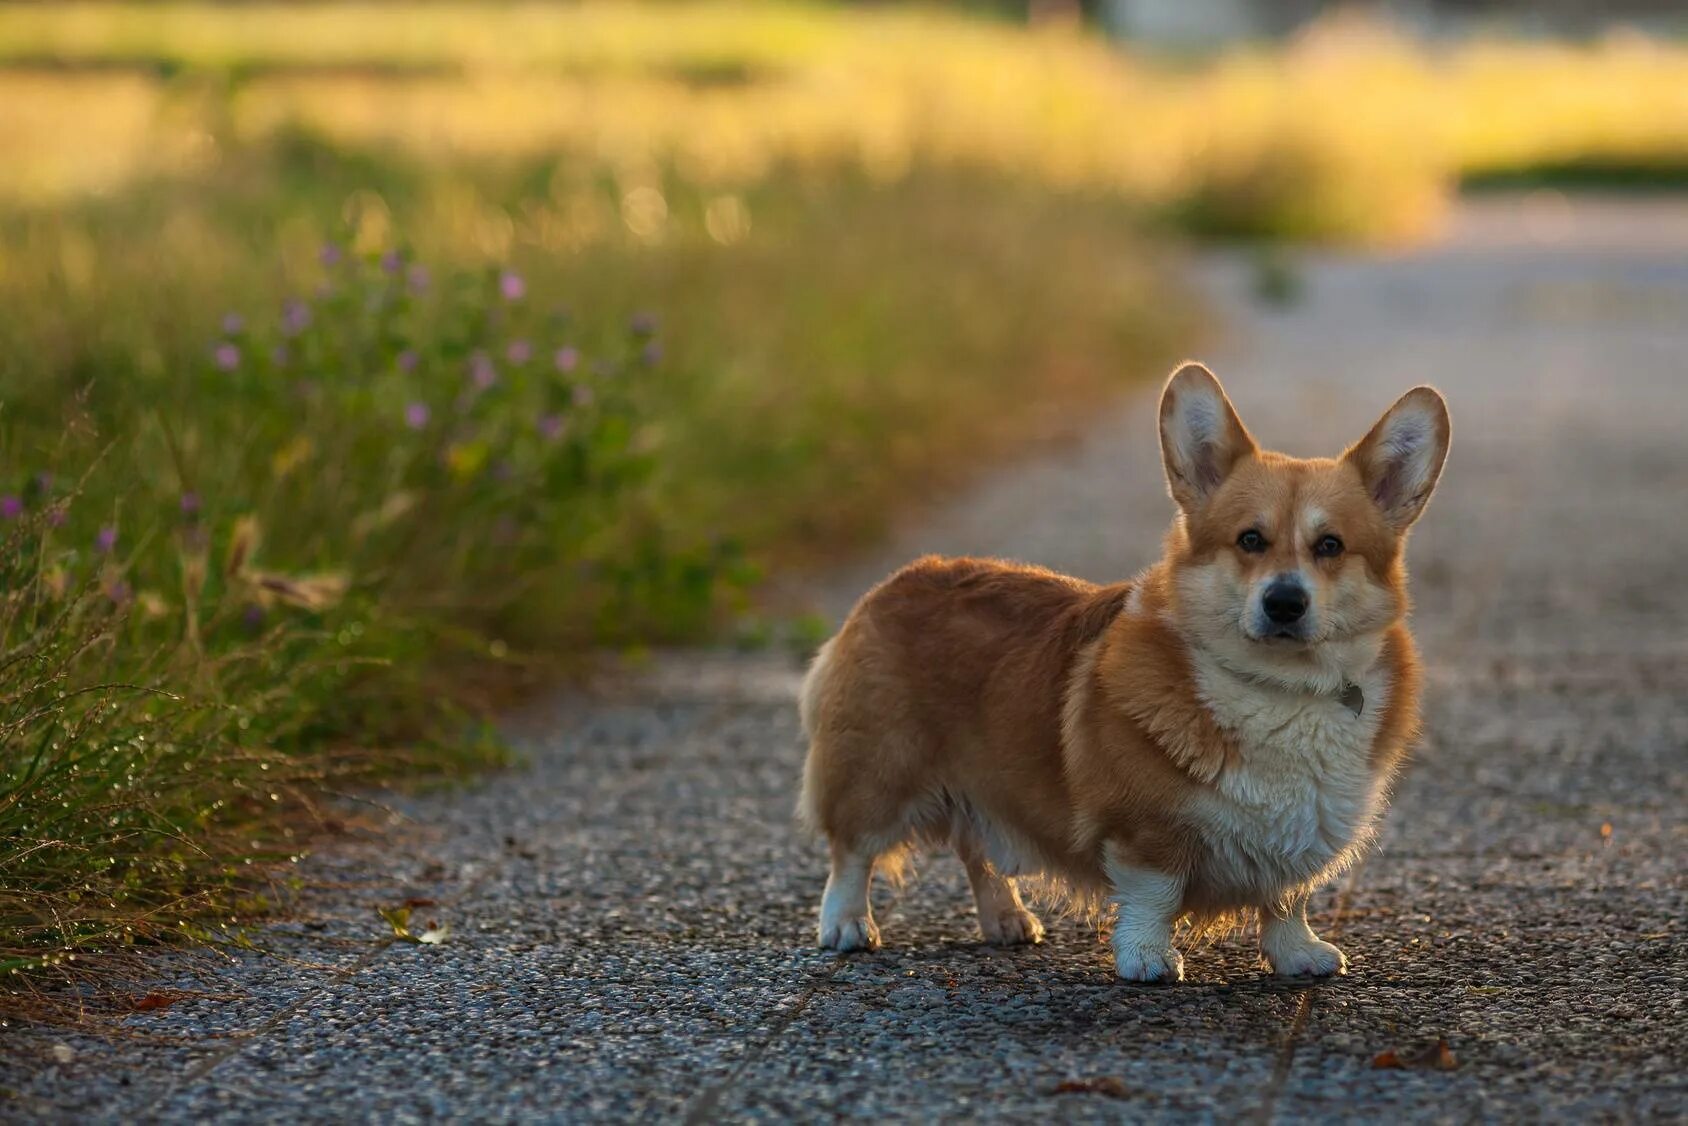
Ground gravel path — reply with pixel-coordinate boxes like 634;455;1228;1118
5;195;1686;1122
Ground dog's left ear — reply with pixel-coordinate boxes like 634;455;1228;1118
1343;386;1451;531
1159;361;1258;514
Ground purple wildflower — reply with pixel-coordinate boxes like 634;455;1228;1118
396;349;419;373
640;341;663;366
282;299;311;337
553;346;579;374
221;312;245;335
271;345;291;367
46;507;66;528
499;271;526;302
213;342;241;372
0;495;21;520
180;491;201;517
242;604;265;634
629;311;658;336
537;413;566;441
380;249;404;275
506;339;532;365
468;352;498;391
571;384;594;408
319;242;343;268
404;402;431;430
95;525;118;554
106;578;133;606
407;264;431;294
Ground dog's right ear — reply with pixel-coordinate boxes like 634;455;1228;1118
1159;362;1257;514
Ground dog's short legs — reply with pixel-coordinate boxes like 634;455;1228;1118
817;842;880;952
1260;893;1347;977
954;832;1044;946
1105;846;1185;982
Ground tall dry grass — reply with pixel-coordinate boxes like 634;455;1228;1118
3;4;1686;239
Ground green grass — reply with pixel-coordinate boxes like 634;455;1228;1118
0;130;1190;1005
1461;158;1688;192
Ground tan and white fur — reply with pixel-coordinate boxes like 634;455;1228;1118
798;362;1450;980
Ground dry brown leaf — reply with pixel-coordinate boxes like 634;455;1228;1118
1052;1077;1131;1098
132;992;180;1011
1372;1038;1459;1071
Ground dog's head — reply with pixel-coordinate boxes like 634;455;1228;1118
1157;362;1449;687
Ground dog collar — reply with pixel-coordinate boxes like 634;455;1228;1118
1338;682;1364;716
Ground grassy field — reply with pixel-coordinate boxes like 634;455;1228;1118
3;1;1686;1009
4;4;1687;238
0;139;1188;1001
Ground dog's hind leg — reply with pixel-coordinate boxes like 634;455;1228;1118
954;826;1044;946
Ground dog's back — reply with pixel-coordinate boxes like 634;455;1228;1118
799;555;1129;865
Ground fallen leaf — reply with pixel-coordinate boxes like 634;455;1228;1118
1372;1039;1459;1071
377;905;414;940
132;993;180;1011
1052;1077;1131;1098
401;897;438;909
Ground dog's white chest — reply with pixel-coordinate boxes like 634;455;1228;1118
1188;663;1389;899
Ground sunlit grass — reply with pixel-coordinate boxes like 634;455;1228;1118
0;0;850;75
3;4;1686;240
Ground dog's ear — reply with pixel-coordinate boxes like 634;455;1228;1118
1343;386;1451;531
1159;362;1257;514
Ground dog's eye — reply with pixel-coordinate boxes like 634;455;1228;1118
1314;535;1345;558
1236;529;1267;553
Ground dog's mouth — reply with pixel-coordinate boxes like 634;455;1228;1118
1245;626;1314;647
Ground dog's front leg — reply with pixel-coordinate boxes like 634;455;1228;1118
1104;846;1185;983
1259;892;1347;977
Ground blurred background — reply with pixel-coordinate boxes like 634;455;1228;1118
3;1;1686;982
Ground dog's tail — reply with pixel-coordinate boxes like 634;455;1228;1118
797;636;835;742
795;637;837;834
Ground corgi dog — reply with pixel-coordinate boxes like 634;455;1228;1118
798;362;1449;981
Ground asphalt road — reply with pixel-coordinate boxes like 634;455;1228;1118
5;195;1686;1122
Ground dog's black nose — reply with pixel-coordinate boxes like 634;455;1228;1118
1262;580;1309;624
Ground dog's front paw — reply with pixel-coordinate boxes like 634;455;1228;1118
1266;938;1347;978
819;915;880;953
1113;943;1185;983
980;906;1045;947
